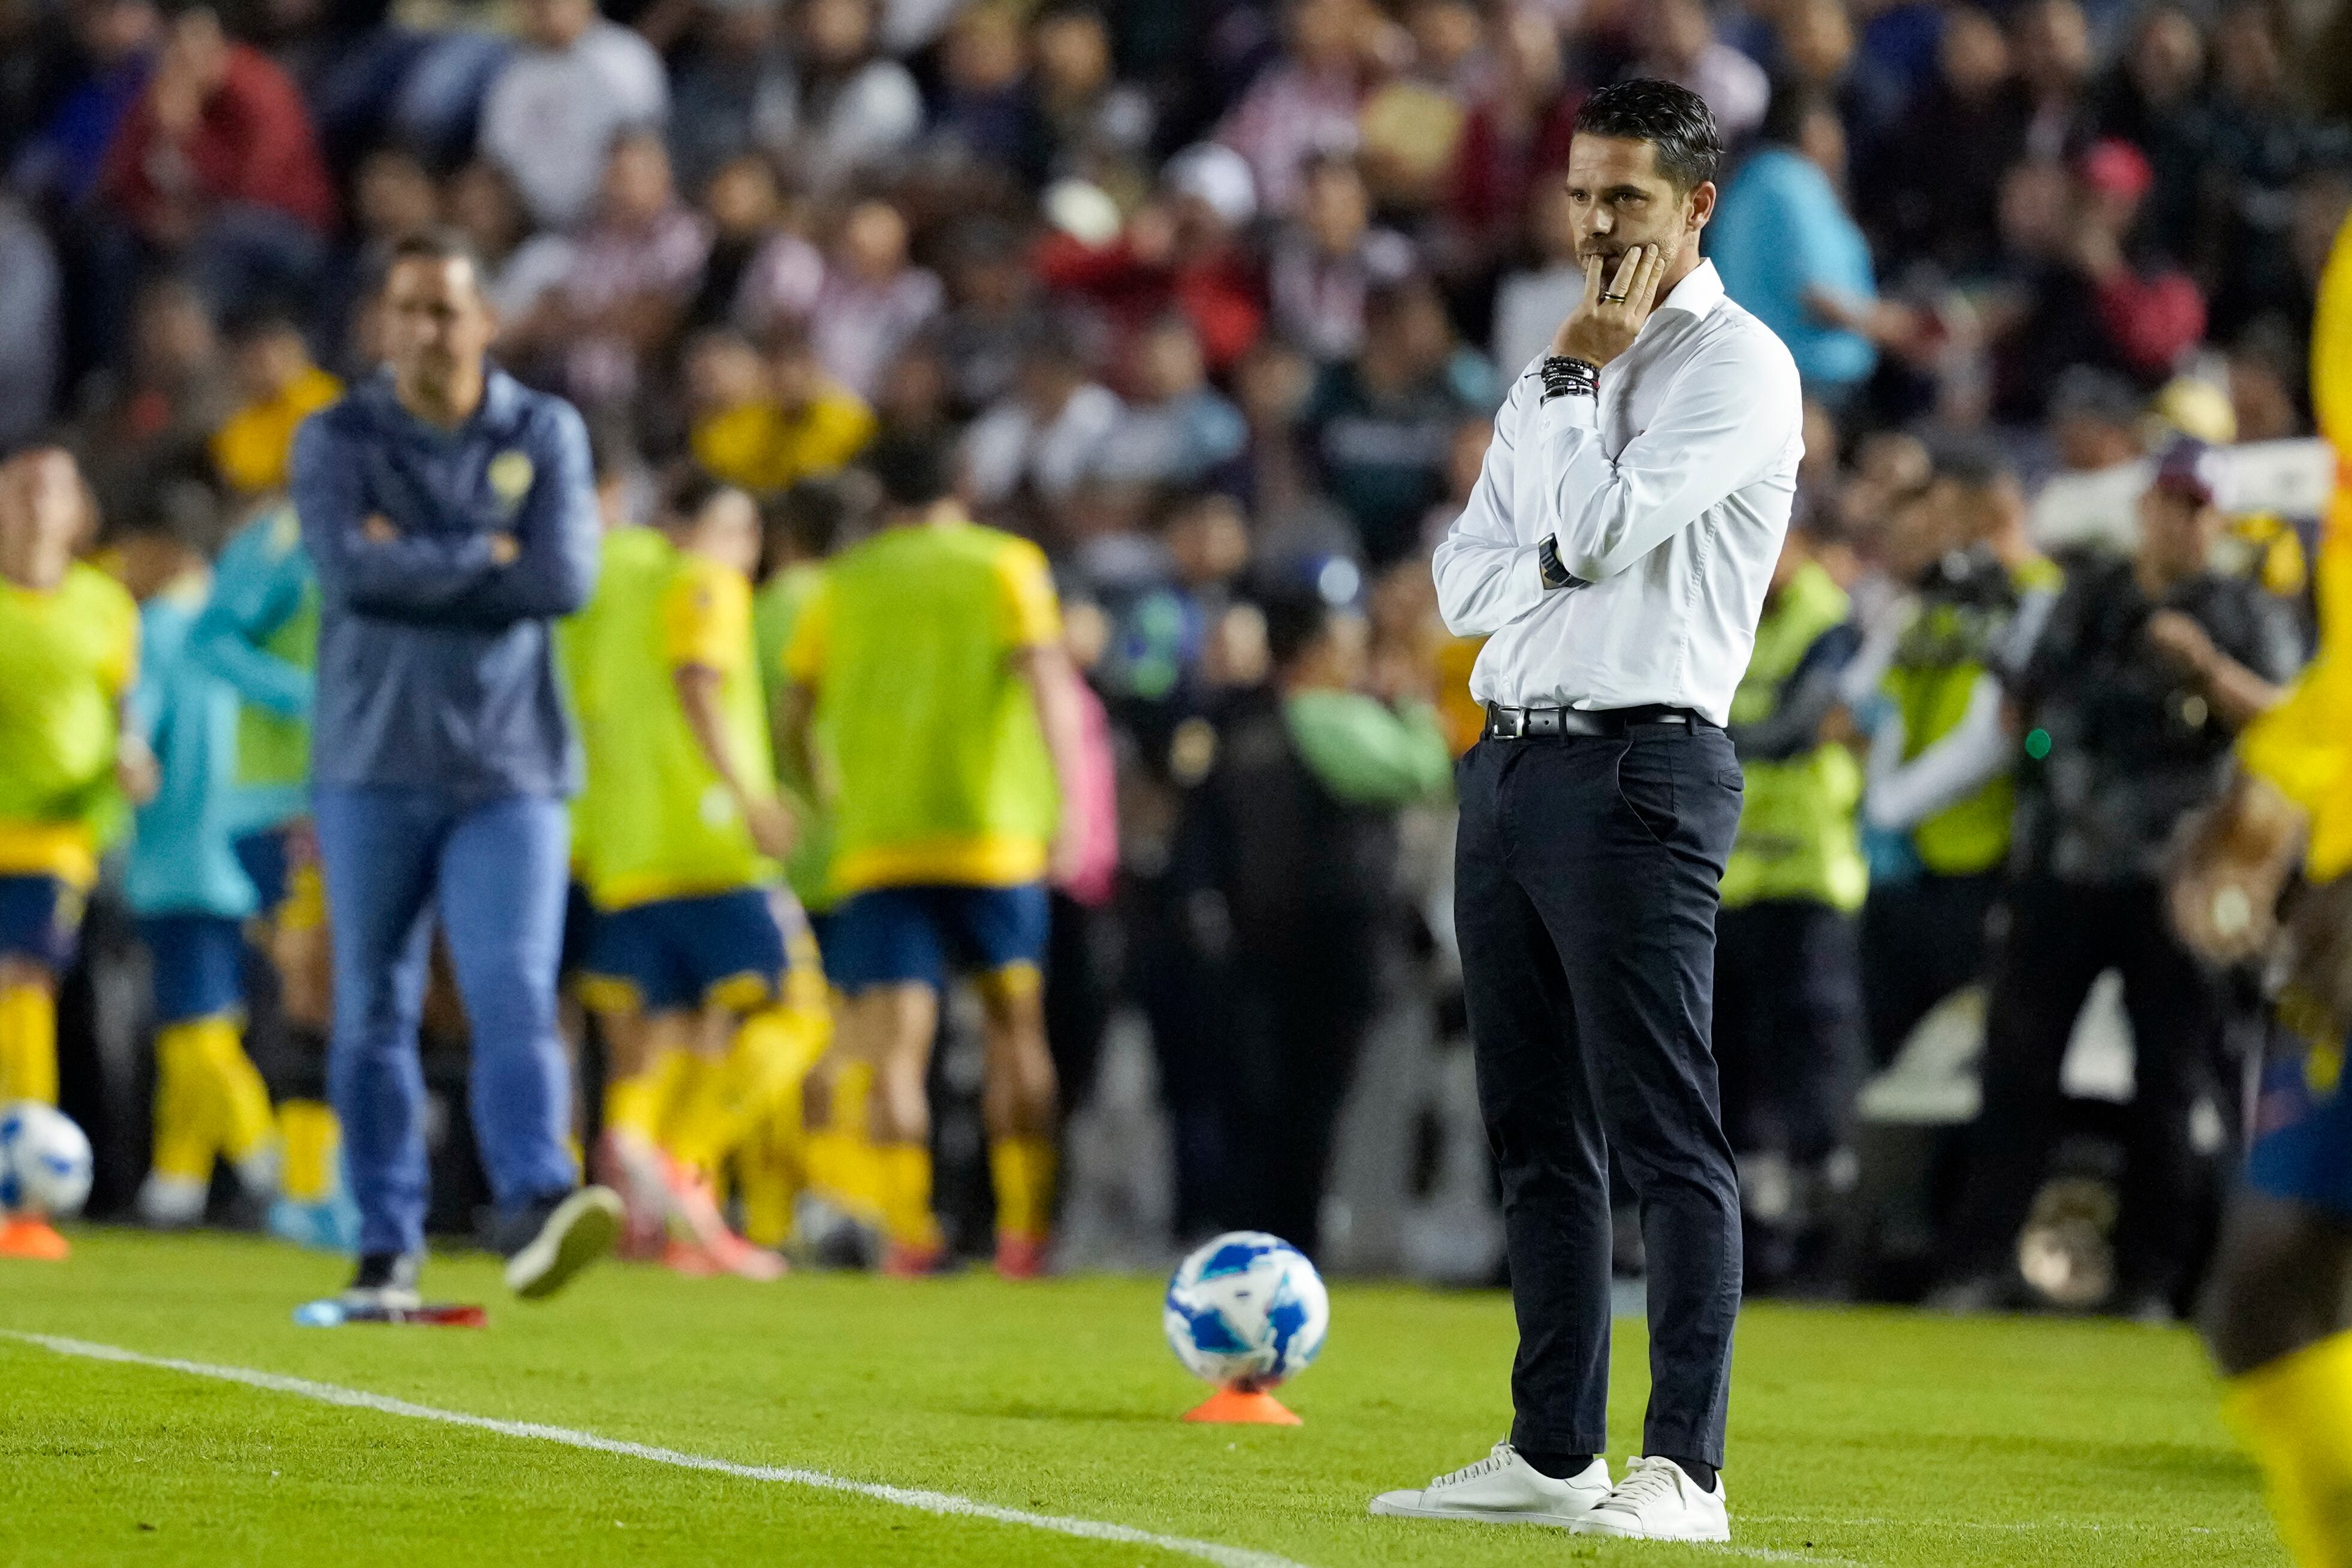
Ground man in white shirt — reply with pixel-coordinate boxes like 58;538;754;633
478;0;669;232
1370;80;1801;1545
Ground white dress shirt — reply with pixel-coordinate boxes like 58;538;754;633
1432;260;1802;728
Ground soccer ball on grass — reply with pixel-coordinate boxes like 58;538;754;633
0;1101;95;1219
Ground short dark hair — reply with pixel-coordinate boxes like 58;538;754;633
1572;78;1723;192
1259;585;1334;671
862;430;957;509
384;225;487;287
660;465;735;526
768;477;850;560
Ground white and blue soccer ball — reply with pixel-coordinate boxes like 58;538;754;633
0;1101;94;1219
1163;1231;1329;1390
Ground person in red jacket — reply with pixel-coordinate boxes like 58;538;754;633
95;7;334;330
1033;141;1265;379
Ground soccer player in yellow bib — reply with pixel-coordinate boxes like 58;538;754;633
781;433;1090;1278
2170;209;2352;1568
573;471;813;1280
0;447;156;1259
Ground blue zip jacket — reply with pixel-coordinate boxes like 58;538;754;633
127;574;258;920
186;503;314;837
290;367;599;800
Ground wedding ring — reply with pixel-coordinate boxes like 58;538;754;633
1600;292;1628;304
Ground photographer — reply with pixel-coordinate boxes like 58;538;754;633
1933;439;2302;1318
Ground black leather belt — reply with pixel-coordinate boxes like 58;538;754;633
1483;702;1700;740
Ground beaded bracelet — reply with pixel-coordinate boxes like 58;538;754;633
1540;355;1600;402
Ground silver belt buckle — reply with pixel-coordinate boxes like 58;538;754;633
1489;704;1525;740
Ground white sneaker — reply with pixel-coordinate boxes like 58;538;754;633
1368;1443;1613;1527
1572;1455;1730;1542
135;1173;207;1228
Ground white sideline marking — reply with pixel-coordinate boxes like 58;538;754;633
5;1329;1877;1567
1;1330;1307;1568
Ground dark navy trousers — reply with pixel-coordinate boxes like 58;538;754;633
1455;722;1745;1467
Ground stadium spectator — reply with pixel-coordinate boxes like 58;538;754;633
0;194;60;452
477;0;668;232
806;199;942;403
687;321;875;496
1298;275;1497;569
506;130;710;413
1860;7;2025;278
1489;179;1582;380
9;0;164;211
316;147;440;370
663;0;798;201
961;324;1123;526
1033;141;1265;378
73;277;233;531
1991;137;2206;423
784;0;924;192
1184;583;1452;1260
1933;439;2302;1317
1216;0;1376;219
1446;7;1579;273
933;216;1050;418
208;312;340;500
1708;86;1878;410
1268;152;1418;364
442;159;576;328
92;7;333;329
1097;315;1249;493
1633;0;1772;144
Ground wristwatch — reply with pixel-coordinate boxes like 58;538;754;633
1538;535;1577;590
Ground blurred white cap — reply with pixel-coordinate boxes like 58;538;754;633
1162;142;1258;229
1042;178;1124;246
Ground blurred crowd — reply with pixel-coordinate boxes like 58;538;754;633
4;0;2350;1305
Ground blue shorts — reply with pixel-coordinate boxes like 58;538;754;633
558;880;598;979
2246;1039;2352;1220
822;882;1049;996
580;888;788;1015
138;913;248;1024
233;829;291;915
0;875;84;971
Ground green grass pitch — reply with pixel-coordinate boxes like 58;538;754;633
0;1231;2284;1566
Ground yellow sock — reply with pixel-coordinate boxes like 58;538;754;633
183;1015;275;1168
666;1011;813;1172
2224;1328;2352;1568
988;1136;1058;1241
603;1070;664;1143
736;1111;801;1249
644;1045;697;1145
806;1061;887;1224
278;1100;340;1203
878;1141;940;1251
0;982;59;1105
149;1023;216;1183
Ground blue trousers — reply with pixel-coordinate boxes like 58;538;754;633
313;786;575;1258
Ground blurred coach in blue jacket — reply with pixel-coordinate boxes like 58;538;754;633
290;227;621;1311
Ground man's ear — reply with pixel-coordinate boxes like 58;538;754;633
1685;179;1717;237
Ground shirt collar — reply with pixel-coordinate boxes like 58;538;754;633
1654;258;1726;323
363;363;520;436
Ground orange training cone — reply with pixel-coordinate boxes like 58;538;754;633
1183;1386;1302;1425
0;1217;71;1260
